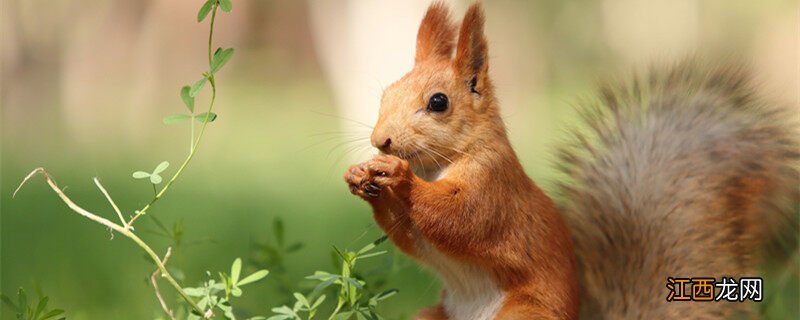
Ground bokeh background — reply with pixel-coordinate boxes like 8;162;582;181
1;0;797;319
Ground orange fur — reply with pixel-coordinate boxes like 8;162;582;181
345;3;579;319
415;2;457;63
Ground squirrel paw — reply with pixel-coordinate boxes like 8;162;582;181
344;154;411;199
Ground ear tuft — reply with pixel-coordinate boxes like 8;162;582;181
415;2;457;63
454;3;489;92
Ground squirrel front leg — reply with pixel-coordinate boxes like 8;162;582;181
345;155;417;255
345;155;484;260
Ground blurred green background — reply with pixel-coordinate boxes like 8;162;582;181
1;0;797;319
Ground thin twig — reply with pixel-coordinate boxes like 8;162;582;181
13;168;206;316
15;168;126;233
152;247;176;320
94;177;127;226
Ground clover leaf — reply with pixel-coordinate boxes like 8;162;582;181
132;161;170;184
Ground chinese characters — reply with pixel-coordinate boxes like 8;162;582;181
666;277;762;302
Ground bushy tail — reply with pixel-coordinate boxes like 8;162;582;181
556;61;799;319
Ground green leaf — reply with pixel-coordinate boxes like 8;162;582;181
210;281;225;291
305;271;336;281
197;0;214;22
231;258;242;285
357;236;388;255
182;287;207;297
373;289;398;301
273;218;285;247
150;174;163;184
231;286;242;297
0;293;17;311
153;161;170;175
311;294;326;309
271;306;294;315
293;292;309;308
219;0;233;13
40;309;64;320
190;77;207;97
309;277;336;300
237;269;269;286
357;243;376;255
343;277;363;289
150;215;171;237
132;171;150;179
180;86;195;112
163;114;191;124
195;112;218;123
217;302;234;319
356;251;387;260
286;242;303;253
366;309;382;320
330;251;340;270
211;48;234;74
34;296;48;319
219;271;232;294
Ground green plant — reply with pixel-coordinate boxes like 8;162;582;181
133;161;171;185
10;1;263;319
251;218;305;302
181;258;269;320
8;1;402;319
0;288;65;320
269;237;398;320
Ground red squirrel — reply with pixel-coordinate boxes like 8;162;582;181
345;3;578;319
344;2;798;319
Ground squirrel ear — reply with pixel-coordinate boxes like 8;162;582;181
453;3;489;96
415;2;456;63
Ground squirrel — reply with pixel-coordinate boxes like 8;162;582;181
343;2;798;319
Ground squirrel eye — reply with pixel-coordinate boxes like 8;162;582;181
427;93;449;112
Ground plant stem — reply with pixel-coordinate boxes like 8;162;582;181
126;2;220;228
151;247;176;320
129;233;198;315
208;2;217;66
191;113;195;153
328;301;344;320
94;178;126;226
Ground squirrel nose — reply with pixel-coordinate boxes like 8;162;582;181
373;137;392;153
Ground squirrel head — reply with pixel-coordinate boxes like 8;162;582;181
372;2;498;170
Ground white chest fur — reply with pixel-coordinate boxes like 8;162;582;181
409;164;506;319
412;165;449;182
416;239;506;320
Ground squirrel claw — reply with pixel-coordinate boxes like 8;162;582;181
364;182;381;197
